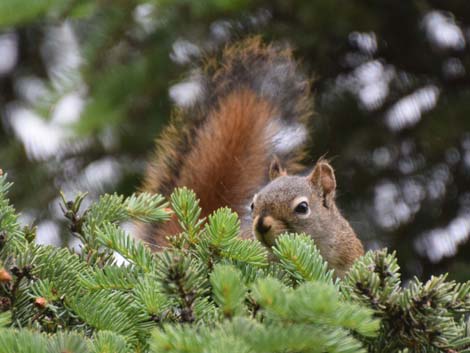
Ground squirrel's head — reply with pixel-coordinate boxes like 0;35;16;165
251;157;338;247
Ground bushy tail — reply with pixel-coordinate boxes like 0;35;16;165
139;37;313;246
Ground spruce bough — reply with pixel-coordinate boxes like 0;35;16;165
0;173;469;352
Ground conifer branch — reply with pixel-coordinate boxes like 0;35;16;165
0;176;469;352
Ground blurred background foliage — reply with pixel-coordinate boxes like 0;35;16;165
0;0;469;281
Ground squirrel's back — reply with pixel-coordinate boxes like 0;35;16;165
139;37;312;246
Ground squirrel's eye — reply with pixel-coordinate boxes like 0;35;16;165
250;202;254;212
294;201;309;215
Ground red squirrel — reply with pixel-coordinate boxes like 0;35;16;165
138;37;363;276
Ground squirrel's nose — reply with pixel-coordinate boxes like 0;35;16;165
256;216;271;234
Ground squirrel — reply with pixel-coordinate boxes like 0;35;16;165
137;37;364;277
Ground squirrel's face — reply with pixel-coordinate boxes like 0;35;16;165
251;158;337;248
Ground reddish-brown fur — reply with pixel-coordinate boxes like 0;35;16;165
153;90;276;243
138;37;312;247
180;91;275;215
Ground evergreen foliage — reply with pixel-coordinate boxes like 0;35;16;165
1;173;470;352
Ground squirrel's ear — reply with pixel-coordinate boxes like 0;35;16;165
269;156;287;180
308;161;336;208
